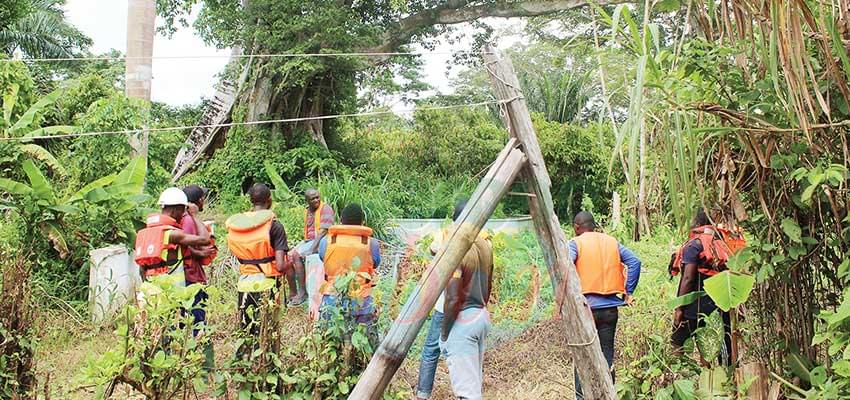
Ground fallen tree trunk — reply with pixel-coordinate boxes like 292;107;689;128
349;139;526;399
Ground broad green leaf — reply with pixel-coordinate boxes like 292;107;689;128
67;174;116;203
338;381;350;394
113;156;147;194
48;204;79;214
672;379;696;399
667;291;705;309
21;125;80;140
3;83;19;127
0;178;32;195
703;271;755;311
18;144;67;176
41;220;69;257
834;360;850;377
781;218;802;243
316;373;335;383
8;88;63;135
655;0;682;12
22;159;54;202
84;187;112;203
810;366;827;387
801;175;823;205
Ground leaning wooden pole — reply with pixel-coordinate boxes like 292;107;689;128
483;45;617;399
349;140;526;399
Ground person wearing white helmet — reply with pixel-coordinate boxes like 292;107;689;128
134;187;212;283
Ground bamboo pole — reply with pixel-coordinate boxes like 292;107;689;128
482;45;617;399
349;140;526;399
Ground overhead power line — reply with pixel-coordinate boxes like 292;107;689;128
0;99;517;142
1;50;491;63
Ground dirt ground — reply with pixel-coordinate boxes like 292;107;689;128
394;318;575;400
40;309;575;399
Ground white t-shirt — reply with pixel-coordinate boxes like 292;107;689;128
434;292;445;314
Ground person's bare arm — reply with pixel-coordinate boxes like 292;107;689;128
275;249;287;273
168;230;211;247
309;229;327;254
674;263;699;327
441;251;476;341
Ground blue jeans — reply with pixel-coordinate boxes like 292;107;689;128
416;310;444;399
439;308;490;400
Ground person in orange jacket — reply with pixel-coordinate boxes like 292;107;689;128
569;211;642;400
225;184;289;341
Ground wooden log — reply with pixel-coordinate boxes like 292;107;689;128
349;140;526;399
483;44;617;399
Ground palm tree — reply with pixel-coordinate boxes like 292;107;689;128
0;0;91;59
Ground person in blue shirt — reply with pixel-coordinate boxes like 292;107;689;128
568;211;641;400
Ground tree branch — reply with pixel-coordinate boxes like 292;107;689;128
366;0;631;53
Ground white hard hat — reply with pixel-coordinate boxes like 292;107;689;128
158;187;189;206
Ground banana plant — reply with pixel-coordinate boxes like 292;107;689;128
0;156;149;255
2;84;80;176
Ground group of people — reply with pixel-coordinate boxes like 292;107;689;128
412;208;740;400
133;183;383;368
134;182;738;399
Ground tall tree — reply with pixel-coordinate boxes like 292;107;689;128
164;0;627;180
0;0;91;59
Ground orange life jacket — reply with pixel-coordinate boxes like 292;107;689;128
134;214;183;278
225;210;282;278
573;232;626;295
322;225;376;298
668;225;745;277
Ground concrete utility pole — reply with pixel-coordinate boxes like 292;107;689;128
125;0;156;157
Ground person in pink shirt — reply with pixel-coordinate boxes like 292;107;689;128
181;184;217;371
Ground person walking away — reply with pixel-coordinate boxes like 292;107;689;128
415;201;491;400
180;184;217;371
569;211;642;400
225;184;289;356
670;208;735;366
317;203;381;345
440;200;494;400
134;187;211;298
287;188;335;306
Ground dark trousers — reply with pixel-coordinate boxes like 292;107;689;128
671;295;733;366
237;290;272;336
575;307;618;400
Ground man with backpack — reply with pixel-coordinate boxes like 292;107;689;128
569;211;642;400
670;208;736;366
225;184;289;342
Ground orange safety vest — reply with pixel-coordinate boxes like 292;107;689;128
225;210;282;278
573;232;626;295
669;225;745;277
322;225;376;298
303;203;324;241
134;213;183;278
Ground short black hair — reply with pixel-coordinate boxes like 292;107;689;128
249;183;272;205
183;184;207;205
573;211;596;229
341;203;364;225
693;207;710;227
453;198;468;221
